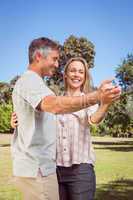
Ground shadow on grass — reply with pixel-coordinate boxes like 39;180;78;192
95;179;133;200
93;141;133;146
0;144;10;147
94;146;133;152
93;141;133;152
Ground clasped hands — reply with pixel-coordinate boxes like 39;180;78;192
98;79;121;105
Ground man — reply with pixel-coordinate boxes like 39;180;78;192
12;37;121;200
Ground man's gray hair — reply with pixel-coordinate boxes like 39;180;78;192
32;47;52;61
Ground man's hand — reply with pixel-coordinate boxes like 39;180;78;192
98;79;121;105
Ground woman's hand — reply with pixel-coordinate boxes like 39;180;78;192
10;112;18;129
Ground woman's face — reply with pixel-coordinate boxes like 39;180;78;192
65;60;86;91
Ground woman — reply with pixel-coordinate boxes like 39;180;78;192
11;57;118;200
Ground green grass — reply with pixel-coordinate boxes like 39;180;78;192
0;146;22;200
0;134;133;200
94;137;133;200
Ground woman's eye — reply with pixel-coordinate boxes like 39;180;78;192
69;69;84;74
69;70;76;73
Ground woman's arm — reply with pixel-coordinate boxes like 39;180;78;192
88;103;109;124
88;85;121;124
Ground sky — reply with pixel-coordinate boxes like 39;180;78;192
0;0;133;86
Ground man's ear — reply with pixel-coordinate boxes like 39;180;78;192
35;51;42;62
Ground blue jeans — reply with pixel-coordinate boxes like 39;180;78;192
56;163;96;200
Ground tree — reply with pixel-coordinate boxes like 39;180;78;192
116;54;133;89
0;82;12;104
0;76;20;133
0;102;13;133
101;54;133;137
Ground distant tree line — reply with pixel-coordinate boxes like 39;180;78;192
0;35;133;137
0;76;20;133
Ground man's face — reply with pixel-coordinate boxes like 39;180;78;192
41;50;59;77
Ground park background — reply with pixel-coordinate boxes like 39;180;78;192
0;0;133;199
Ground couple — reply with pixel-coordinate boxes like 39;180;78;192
11;37;121;200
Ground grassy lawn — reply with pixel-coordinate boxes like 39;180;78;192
94;137;133;200
0;134;133;200
0;146;22;200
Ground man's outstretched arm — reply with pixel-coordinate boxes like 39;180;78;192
38;80;121;114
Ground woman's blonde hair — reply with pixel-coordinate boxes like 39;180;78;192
64;57;93;94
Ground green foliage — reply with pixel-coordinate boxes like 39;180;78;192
116;54;133;88
90;124;100;136
0;76;19;104
0;82;12;104
0;77;19;133
100;54;133;137
0;102;13;133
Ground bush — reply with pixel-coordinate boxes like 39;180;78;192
0;102;13;133
90;124;101;136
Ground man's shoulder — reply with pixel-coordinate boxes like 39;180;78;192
13;70;54;96
18;70;41;82
14;70;43;89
